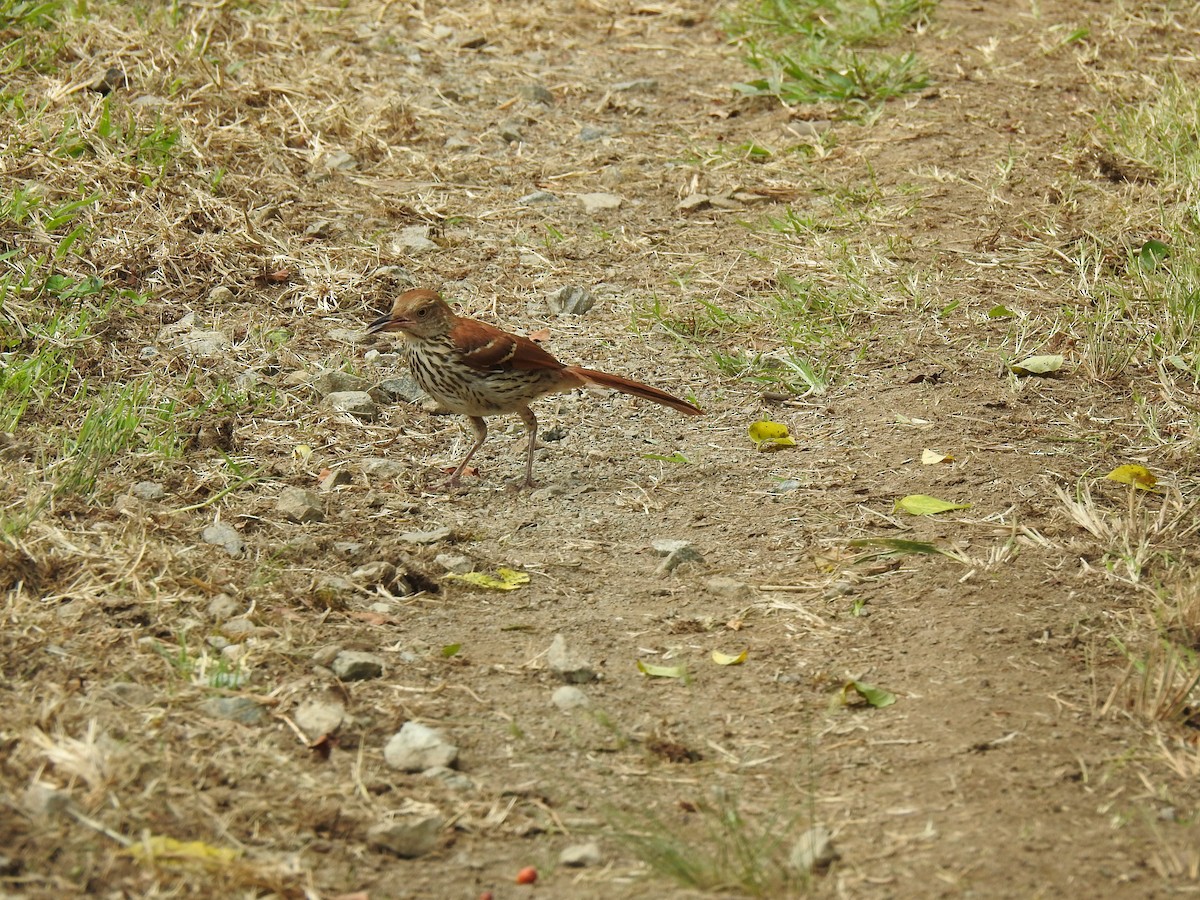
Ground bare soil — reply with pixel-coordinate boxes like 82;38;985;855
4;1;1200;898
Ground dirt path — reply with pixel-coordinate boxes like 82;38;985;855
4;1;1199;897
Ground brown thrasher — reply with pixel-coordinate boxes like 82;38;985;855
366;289;702;487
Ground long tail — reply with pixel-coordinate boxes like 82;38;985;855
568;366;703;416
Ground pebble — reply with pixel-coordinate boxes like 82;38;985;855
207;285;235;304
366;803;444;858
219;617;261;642
332;650;385;681
579;125;610;142
360;458;406;479
328;328;366;345
333;541;365;558
179;329;229;357
518;190;558;204
375;375;430;404
24;782;71;818
198;696;267;725
498;120;524;143
384;722;459;772
789;825;839;873
323;391;378;420
547;286;596;316
559;841;603;867
423;765;475;791
578;192;622;214
400;526;453;545
392;225;438;255
521;83;554;105
678;193;712;212
315;575;354;603
315;370;370;397
322;150;356;171
444;135;473;151
131;480;165;501
294;697;346;739
434;553;473;575
206;593;241;620
312;644;343;667
282;370;311;388
612;78;658;92
276;487;324;524
351;560;398;589
319;468;352;491
705;576;751;600
201;522;244;557
652;539;703;574
547;634;597;684
551;685;590;711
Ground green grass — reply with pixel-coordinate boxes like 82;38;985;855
725;0;934;112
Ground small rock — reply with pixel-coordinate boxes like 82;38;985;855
333;541;365;558
179;329;229;357
198;696;267;725
97;682;154;706
423;765;475;791
579;125;610;142
351;560;398;589
315;370;371;397
206;593;241;620
201;521;244;556
89;66;128;95
578;192;623;214
547;634;597;684
518;190;558;205
705;576;751;601
207;285;235;305
328;328;367;345
294;698;346;739
324;390;378;420
360;458;406;479
551;685;590;711
789;119;832;137
652;538;697;556
367;802;444;858
332;650;385;681
399;526;453;545
322;150;357;171
305;219;336;238
435;553;473;575
498;119;524;143
547;286;596;316
24;782;71;818
789;825;839;873
678;193;712;212
375;375;431;405
281;370;311;387
129;480;165;501
612;78;658;92
652;539;703;574
315;575;354;604
219;617;262;642
312;644;343;667
384;722;459;772
559;841;603;868
444;135;473;151
276;487;324;524
521;83;554;105
392;225;438;255
319;468;353;491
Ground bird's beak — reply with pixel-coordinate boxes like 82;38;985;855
366;312;400;334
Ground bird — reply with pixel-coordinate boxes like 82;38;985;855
366;288;702;488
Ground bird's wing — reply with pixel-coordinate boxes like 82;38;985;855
451;318;565;373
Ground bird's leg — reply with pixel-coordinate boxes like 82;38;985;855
518;406;539;489
448;416;488;486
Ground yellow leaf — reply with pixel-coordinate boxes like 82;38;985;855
127;835;241;866
293;444;313;461
637;660;688;679
1105;464;1158;491
445;567;530;590
711;649;747;666
894;494;971;516
921;449;953;465
748;420;796;452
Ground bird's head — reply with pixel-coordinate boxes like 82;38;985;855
367;289;454;340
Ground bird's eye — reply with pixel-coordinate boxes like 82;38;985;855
416;307;429;318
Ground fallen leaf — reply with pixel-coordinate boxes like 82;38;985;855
748;420;796;452
1105;464;1158;490
441;643;462;658
843;680;896;708
1138;238;1170;270
293;444;313;461
894;414;932;428
987;304;1015;319
637;660;689;680
920;449;953;465
127;835;241;867
894;494;971;516
1009;354;1064;376
849;537;942;556
711;649;747;666
445;568;530;591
